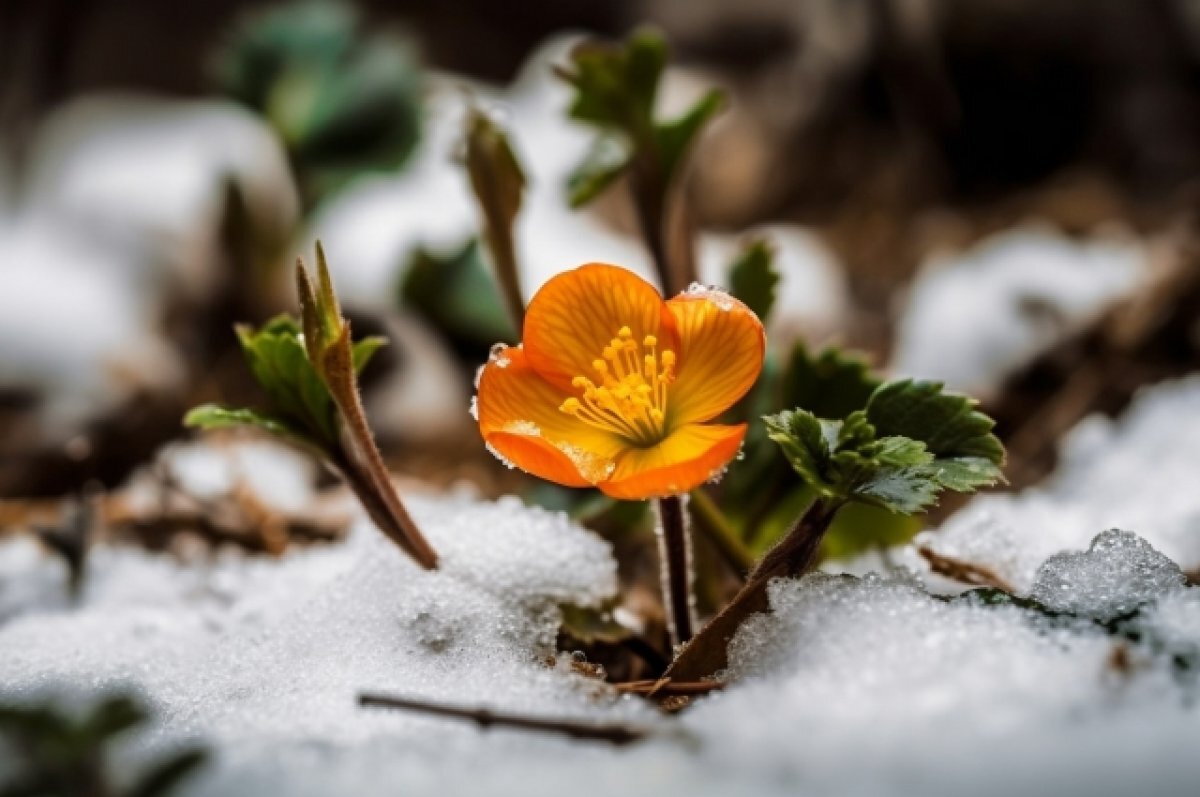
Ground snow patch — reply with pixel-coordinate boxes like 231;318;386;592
1029;530;1187;620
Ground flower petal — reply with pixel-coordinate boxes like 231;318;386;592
523;264;678;392
665;290;765;425
477;345;624;486
598;423;746;500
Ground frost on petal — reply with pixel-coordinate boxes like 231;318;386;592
488;342;512;368
554;441;616;484
683;281;737;311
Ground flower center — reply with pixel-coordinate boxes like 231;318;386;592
559;326;675;446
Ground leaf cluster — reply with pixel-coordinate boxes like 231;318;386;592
186;244;382;456
765;380;1006;515
557;29;725;208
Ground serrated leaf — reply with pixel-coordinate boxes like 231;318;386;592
766;377;1005;516
566;135;630;208
853;461;940;514
866;379;1005;491
763;409;836;497
728;237;779;321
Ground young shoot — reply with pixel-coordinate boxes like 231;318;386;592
185;243;438;569
557;29;725;295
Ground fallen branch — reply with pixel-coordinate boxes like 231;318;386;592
358;693;649;746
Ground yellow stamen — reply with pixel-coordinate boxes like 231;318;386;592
558;325;676;445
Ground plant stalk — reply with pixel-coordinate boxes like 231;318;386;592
663;497;843;681
483;220;525;332
657;495;695;647
331;398;438;570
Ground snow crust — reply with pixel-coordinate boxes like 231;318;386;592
4;378;1200;795
1029;529;1187;619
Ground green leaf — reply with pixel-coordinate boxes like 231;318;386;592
728;237;779;321
655;88;725;183
765;378;1005;516
558;604;634;645
236;317;338;446
763;409;837;498
865;379;1006;491
183;405;320;451
213;0;423;207
561;30;665;130
351;336;387;375
566;135;631;208
559;29;723;209
780;344;881;421
80;696;146;741
399;239;516;351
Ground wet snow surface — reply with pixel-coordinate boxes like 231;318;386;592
4;379;1200;796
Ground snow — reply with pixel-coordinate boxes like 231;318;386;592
891;227;1144;397
5;377;1200;795
1;95;297;433
1028;529;1187;620
919;376;1200;591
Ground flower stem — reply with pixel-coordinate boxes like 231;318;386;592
656;495;695;647
663;497;844;681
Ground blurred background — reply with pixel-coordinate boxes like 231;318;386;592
3;0;1200;627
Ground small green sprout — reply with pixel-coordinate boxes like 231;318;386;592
557;29;725;294
186;244;438;569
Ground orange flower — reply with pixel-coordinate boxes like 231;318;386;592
476;263;766;499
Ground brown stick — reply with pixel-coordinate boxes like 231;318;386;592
657;496;695;647
917;545;1016;592
664;498;843;682
358;693;648;746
